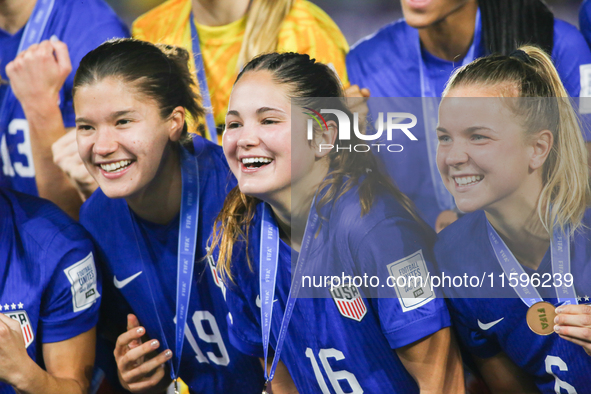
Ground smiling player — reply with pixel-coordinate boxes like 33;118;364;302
434;46;591;392
74;39;263;393
210;52;464;393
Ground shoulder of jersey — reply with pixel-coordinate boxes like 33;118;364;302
322;183;411;237
80;188;125;230
349;18;412;58
552;17;590;52
132;0;189;40
55;0;126;24
1;188;86;247
434;210;485;261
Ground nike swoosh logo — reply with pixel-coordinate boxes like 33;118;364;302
113;271;143;289
478;317;504;330
256;295;278;308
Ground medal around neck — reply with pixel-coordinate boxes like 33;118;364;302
526;301;556;335
486;220;576;336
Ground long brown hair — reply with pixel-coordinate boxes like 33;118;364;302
211;52;423;283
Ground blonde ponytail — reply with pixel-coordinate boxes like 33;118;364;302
237;0;294;71
444;45;591;234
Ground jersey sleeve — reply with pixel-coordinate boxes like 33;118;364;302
225;278;264;358
38;223;101;343
61;20;130;128
354;216;451;349
277;0;349;86
553;19;591;100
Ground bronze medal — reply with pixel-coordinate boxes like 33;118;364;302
526;301;556;335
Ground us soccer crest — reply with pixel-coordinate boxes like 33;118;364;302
330;285;367;322
7;310;34;348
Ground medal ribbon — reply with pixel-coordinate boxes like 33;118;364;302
126;147;200;383
486;219;577;307
190;15;217;143
173;147;200;379
260;199;320;384
417;8;481;211
0;0;55;144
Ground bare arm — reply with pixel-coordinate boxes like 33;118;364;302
396;327;465;394
6;38;83;218
473;352;539;394
259;358;299;394
0;312;95;394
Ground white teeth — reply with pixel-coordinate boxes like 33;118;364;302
455;175;483;186
100;160;132;173
241;157;272;164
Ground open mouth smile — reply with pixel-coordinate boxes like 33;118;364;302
241;157;273;171
453;175;483;187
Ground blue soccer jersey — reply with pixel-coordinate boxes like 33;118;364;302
434;210;591;393
80;138;264;394
0;0;129;195
0;188;101;394
580;0;591;50
346;14;591;227
225;183;451;393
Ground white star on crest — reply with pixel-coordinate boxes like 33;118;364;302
11;303;16;310
17;302;23;309
585;295;590;302
577;296;582;302
3;304;8;310
0;305;2;311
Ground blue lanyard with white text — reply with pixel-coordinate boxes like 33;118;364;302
418;8;481;212
190;14;217;143
0;0;55;136
260;200;320;389
172;147;200;382
486;219;578;307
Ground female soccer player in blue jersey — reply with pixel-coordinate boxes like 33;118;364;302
210;52;464;393
347;0;591;232
434;46;591;392
73;39;263;393
0;188;100;394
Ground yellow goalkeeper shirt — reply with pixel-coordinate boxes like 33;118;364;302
133;0;349;138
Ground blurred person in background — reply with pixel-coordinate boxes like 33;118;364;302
580;0;591;48
346;0;591;232
0;0;129;218
131;0;356;143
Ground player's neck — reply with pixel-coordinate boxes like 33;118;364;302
418;1;477;62
0;0;36;34
192;0;250;27
485;191;550;271
126;145;183;226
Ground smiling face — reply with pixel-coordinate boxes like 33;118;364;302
436;85;537;213
75;77;182;200
223;70;317;205
400;0;474;28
